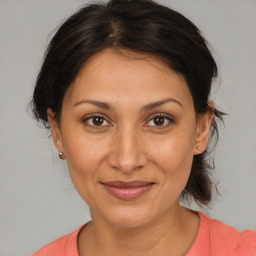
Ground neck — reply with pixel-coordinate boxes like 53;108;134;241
78;206;200;256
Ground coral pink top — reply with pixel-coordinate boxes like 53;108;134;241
31;212;256;256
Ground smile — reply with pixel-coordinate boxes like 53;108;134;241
101;181;155;200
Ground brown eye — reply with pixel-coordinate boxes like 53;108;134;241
83;115;109;127
146;114;174;128
153;116;165;126
92;116;104;126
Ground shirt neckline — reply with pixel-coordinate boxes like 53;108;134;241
66;211;206;256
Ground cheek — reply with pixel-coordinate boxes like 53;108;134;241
150;131;195;173
61;128;110;198
65;136;105;175
63;137;107;207
62;119;107;164
148;129;195;199
152;138;194;199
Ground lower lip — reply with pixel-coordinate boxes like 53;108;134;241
102;184;154;200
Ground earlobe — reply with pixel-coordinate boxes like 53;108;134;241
47;108;64;155
194;100;214;155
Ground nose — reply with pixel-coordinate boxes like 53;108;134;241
107;127;148;174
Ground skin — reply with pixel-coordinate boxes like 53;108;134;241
48;49;213;256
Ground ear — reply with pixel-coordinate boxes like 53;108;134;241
194;100;214;155
47;108;65;156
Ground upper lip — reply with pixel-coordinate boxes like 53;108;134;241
101;181;155;188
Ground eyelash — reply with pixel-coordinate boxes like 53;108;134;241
145;113;174;128
82;114;110;129
82;113;174;129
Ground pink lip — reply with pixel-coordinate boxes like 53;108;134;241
101;181;155;200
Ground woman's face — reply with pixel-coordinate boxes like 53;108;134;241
48;49;212;228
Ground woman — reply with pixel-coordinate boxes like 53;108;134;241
31;0;256;255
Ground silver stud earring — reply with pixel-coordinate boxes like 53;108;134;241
58;152;64;159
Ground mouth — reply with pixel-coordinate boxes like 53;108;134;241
101;181;155;201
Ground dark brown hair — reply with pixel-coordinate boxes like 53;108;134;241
31;0;224;206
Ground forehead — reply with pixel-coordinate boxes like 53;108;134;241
65;49;193;107
84;49;173;74
78;49;181;82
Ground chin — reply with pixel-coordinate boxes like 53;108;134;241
101;206;156;229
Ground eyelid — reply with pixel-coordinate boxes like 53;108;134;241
82;112;174;129
82;113;112;128
144;113;175;128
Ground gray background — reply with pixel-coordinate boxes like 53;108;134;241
0;0;255;255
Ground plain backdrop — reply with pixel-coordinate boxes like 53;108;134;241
0;0;256;255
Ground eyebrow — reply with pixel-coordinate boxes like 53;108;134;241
73;97;183;111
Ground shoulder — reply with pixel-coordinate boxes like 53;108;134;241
205;213;256;254
188;212;256;256
30;224;86;256
31;233;71;256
